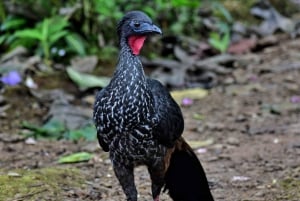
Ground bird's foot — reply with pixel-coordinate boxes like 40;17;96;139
154;196;159;201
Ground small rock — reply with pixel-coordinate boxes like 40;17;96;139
254;191;265;197
235;114;247;122
82;142;99;152
273;138;279;144
0;133;24;143
25;137;37;145
226;137;240;146
25;76;38;89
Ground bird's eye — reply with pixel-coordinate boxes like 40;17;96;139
133;21;140;28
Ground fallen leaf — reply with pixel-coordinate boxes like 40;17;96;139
66;67;110;90
7;172;22;177
192;113;205;120
187;138;214;149
171;88;208;104
58;152;93;163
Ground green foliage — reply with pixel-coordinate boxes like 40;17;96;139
0;0;213;63
209;30;230;53
171;0;200;7
22;119;65;139
212;2;233;23
22;120;97;141
141;0;201;36
65;33;86;56
66;125;97;141
0;0;5;21
0;16;27;49
13;16;85;61
0;1;241;64
208;2;233;53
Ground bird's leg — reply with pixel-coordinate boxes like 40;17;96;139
113;164;137;201
148;161;165;201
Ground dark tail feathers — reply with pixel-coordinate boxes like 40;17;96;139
164;138;214;201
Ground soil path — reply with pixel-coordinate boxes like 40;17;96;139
0;36;299;201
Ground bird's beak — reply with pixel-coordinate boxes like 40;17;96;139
138;23;162;35
151;24;162;35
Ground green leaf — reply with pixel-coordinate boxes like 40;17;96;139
41;18;49;41
14;29;43;40
96;0;115;16
67;125;97;141
209;31;230;53
221;31;230;50
49;30;68;46
58;152;93;163
65;33;86;56
143;7;156;18
0;35;6;45
48;17;69;35
9;37;36;51
42;119;65;136
192;113;205;120
171;0;200;8
0;17;26;31
22;119;65;138
66;67;110;90
212;2;233;23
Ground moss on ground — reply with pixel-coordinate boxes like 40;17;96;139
278;177;300;200
0;167;84;201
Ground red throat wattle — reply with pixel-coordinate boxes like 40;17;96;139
128;36;146;55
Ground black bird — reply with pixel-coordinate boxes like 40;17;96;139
93;11;214;201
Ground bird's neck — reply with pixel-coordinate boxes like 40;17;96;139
113;41;146;86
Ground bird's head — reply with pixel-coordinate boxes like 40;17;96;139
117;11;162;55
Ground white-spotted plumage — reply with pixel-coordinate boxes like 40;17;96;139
93;11;185;201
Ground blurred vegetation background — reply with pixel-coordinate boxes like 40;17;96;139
1;0;298;65
0;0;202;64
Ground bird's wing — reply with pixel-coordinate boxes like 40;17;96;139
147;78;184;147
93;88;110;152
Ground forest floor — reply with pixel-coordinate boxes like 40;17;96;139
0;35;300;201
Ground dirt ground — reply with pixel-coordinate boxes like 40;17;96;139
0;36;300;201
